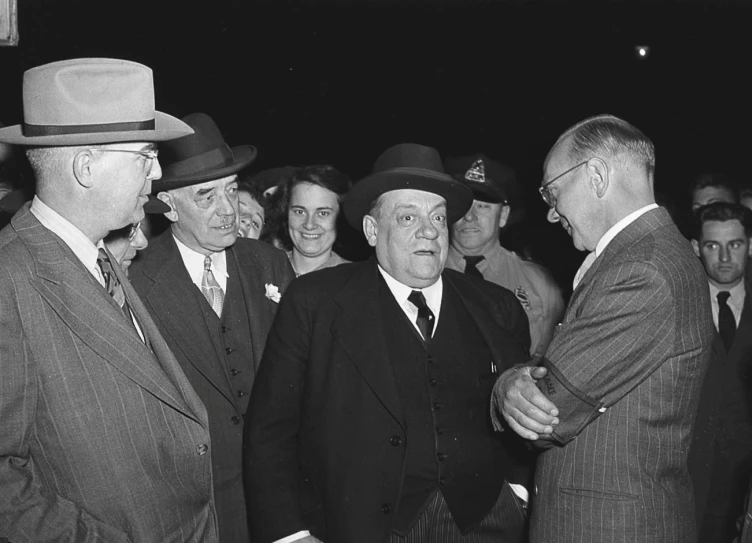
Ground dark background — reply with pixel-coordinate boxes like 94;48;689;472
1;0;750;291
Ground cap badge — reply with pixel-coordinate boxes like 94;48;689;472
464;159;486;184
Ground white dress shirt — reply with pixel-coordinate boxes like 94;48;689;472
173;235;228;293
377;265;443;337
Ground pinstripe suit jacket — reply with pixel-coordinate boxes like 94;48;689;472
0;205;218;543
530;207;714;543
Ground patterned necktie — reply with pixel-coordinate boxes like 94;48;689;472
463;255;485;279
717;291;736;351
201;255;224;317
97;248;134;325
408;290;435;342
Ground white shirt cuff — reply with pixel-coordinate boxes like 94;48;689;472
273;530;311;543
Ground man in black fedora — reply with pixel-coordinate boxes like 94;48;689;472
0;59;219;542
244;143;532;543
128;112;295;543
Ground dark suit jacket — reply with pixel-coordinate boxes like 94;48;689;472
689;279;752;533
0;204;217;543
243;258;531;543
129;230;295;543
530;208;714;543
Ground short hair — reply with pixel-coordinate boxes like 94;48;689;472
693;202;752;240
263;165;351;251
237;178;266;207
557;114;656;177
690;172;740;203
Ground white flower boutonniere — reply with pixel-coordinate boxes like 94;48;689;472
265;283;281;303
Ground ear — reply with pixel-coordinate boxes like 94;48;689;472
363;215;378;247
157;192;179;223
587;157;609;199
498;204;511;229
692;239;700;258
72;149;96;189
748;238;752;258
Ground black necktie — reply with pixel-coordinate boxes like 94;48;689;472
717;291;736;351
408;290;435;342
97;248;136;328
463;255;484;279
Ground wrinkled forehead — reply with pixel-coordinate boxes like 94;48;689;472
380;188;447;210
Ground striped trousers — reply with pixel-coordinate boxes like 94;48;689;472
388;482;528;543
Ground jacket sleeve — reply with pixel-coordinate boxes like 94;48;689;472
534;260;683;446
243;278;312;542
0;266;131;543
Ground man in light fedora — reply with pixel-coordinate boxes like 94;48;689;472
0;59;220;542
128;112;295;543
244;143;532;543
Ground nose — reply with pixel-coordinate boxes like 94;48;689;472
417;216;439;240
303;213;317;230
217;191;237;217
463;206;477;222
131;228;148;251
720;245;731;262
149;158;163;180
547;207;560;223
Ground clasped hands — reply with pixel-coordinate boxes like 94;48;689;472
491;363;560;440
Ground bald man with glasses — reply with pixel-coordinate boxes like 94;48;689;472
492;114;714;543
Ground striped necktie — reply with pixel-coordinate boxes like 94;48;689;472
97;248;135;325
201;255;224;317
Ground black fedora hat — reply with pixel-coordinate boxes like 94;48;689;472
152;113;257;192
344;143;473;228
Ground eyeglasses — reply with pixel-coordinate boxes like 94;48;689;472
539;160;589;208
128;221;142;241
92;148;159;171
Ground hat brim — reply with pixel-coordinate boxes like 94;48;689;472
465;181;505;204
151;145;258;192
344;168;473;229
0;111;193;146
143;195;171;214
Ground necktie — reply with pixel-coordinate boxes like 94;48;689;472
573;251;597;290
463;255;484;279
717;291;736;351
408;290;435;342
201;255;225;317
97;248;135;325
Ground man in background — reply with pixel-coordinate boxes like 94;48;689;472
446;157;564;356
691;172;740;211
689;202;752;542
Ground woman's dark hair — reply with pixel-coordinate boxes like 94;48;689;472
262;165;352;252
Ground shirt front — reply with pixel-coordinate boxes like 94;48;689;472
174;235;229;293
377;265;443;338
709;280;745;331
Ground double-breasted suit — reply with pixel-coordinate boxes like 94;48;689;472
530;208;714;543
129;230;295;542
689;276;752;541
244;258;532;543
0;205;217;542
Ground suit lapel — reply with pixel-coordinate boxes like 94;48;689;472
229;243;276;373
16;210;202;424
141;233;238;408
330;259;405;428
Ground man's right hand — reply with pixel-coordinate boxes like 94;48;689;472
491;365;560;440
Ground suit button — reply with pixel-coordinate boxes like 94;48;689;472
231;416;241;425
225;347;234;354
236;390;245;398
436;428;444;436
381;503;391;514
221;326;228;333
390;435;402;447
230;369;241;376
439;478;445;487
437;452;446;461
197;444;208;455
429;378;437;386
427;356;434;363
433;402;441;410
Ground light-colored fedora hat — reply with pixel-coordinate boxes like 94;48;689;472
0;58;193;146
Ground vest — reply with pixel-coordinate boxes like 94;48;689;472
380;279;508;535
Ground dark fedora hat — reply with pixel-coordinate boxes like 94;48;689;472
0;58;193;146
344;143;473;228
151;113;257;192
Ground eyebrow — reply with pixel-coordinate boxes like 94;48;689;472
195;187;216;197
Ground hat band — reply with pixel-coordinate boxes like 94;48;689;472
23;119;156;137
167;145;234;177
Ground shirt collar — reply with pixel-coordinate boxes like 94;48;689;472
595;203;659;257
173;234;228;285
377;264;443;317
709;279;746;303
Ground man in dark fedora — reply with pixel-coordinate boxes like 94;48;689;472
128;112;295;543
0;59;219;542
244;143;532;543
